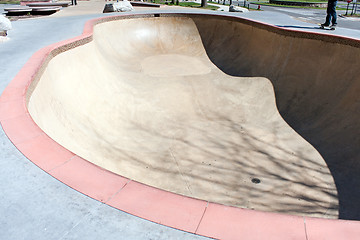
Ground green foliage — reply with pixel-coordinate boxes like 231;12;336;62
275;0;327;2
0;0;20;4
256;1;329;9
179;1;219;10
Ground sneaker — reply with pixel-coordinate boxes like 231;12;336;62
320;23;330;29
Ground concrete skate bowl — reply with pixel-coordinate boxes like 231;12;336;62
1;13;359;239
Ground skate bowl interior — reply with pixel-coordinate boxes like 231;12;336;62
1;13;359;239
25;14;360;220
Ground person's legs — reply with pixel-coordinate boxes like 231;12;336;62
330;1;337;25
324;3;332;26
323;1;337;26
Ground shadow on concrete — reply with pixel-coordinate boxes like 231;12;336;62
85;109;338;217
26;15;358;220
276;25;321;30
192;15;360;220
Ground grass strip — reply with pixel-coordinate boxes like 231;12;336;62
0;0;20;4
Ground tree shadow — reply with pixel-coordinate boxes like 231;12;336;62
191;16;360;220
77;77;339;218
30;15;359;220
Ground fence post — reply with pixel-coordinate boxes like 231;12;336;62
351;0;356;14
355;0;358;14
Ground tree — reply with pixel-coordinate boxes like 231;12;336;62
201;0;208;7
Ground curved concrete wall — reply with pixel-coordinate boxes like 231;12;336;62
191;15;360;219
26;14;359;220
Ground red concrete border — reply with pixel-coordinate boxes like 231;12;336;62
1;13;360;240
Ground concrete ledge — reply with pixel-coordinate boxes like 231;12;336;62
26;2;71;7
4;7;32;16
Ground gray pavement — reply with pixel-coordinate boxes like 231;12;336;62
0;5;359;240
252;4;360;31
243;11;360;39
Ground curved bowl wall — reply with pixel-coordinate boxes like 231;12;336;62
1;13;359;239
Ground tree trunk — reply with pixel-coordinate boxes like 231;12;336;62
201;0;208;7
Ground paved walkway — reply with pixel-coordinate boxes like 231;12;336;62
0;1;359;239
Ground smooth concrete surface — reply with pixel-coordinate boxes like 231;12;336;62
28;16;338;218
0;13;209;240
1;1;360;239
193;14;360;220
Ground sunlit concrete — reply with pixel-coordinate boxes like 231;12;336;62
26;15;354;218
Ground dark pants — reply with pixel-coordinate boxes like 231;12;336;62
325;0;337;25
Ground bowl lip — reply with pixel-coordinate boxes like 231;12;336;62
1;12;360;240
